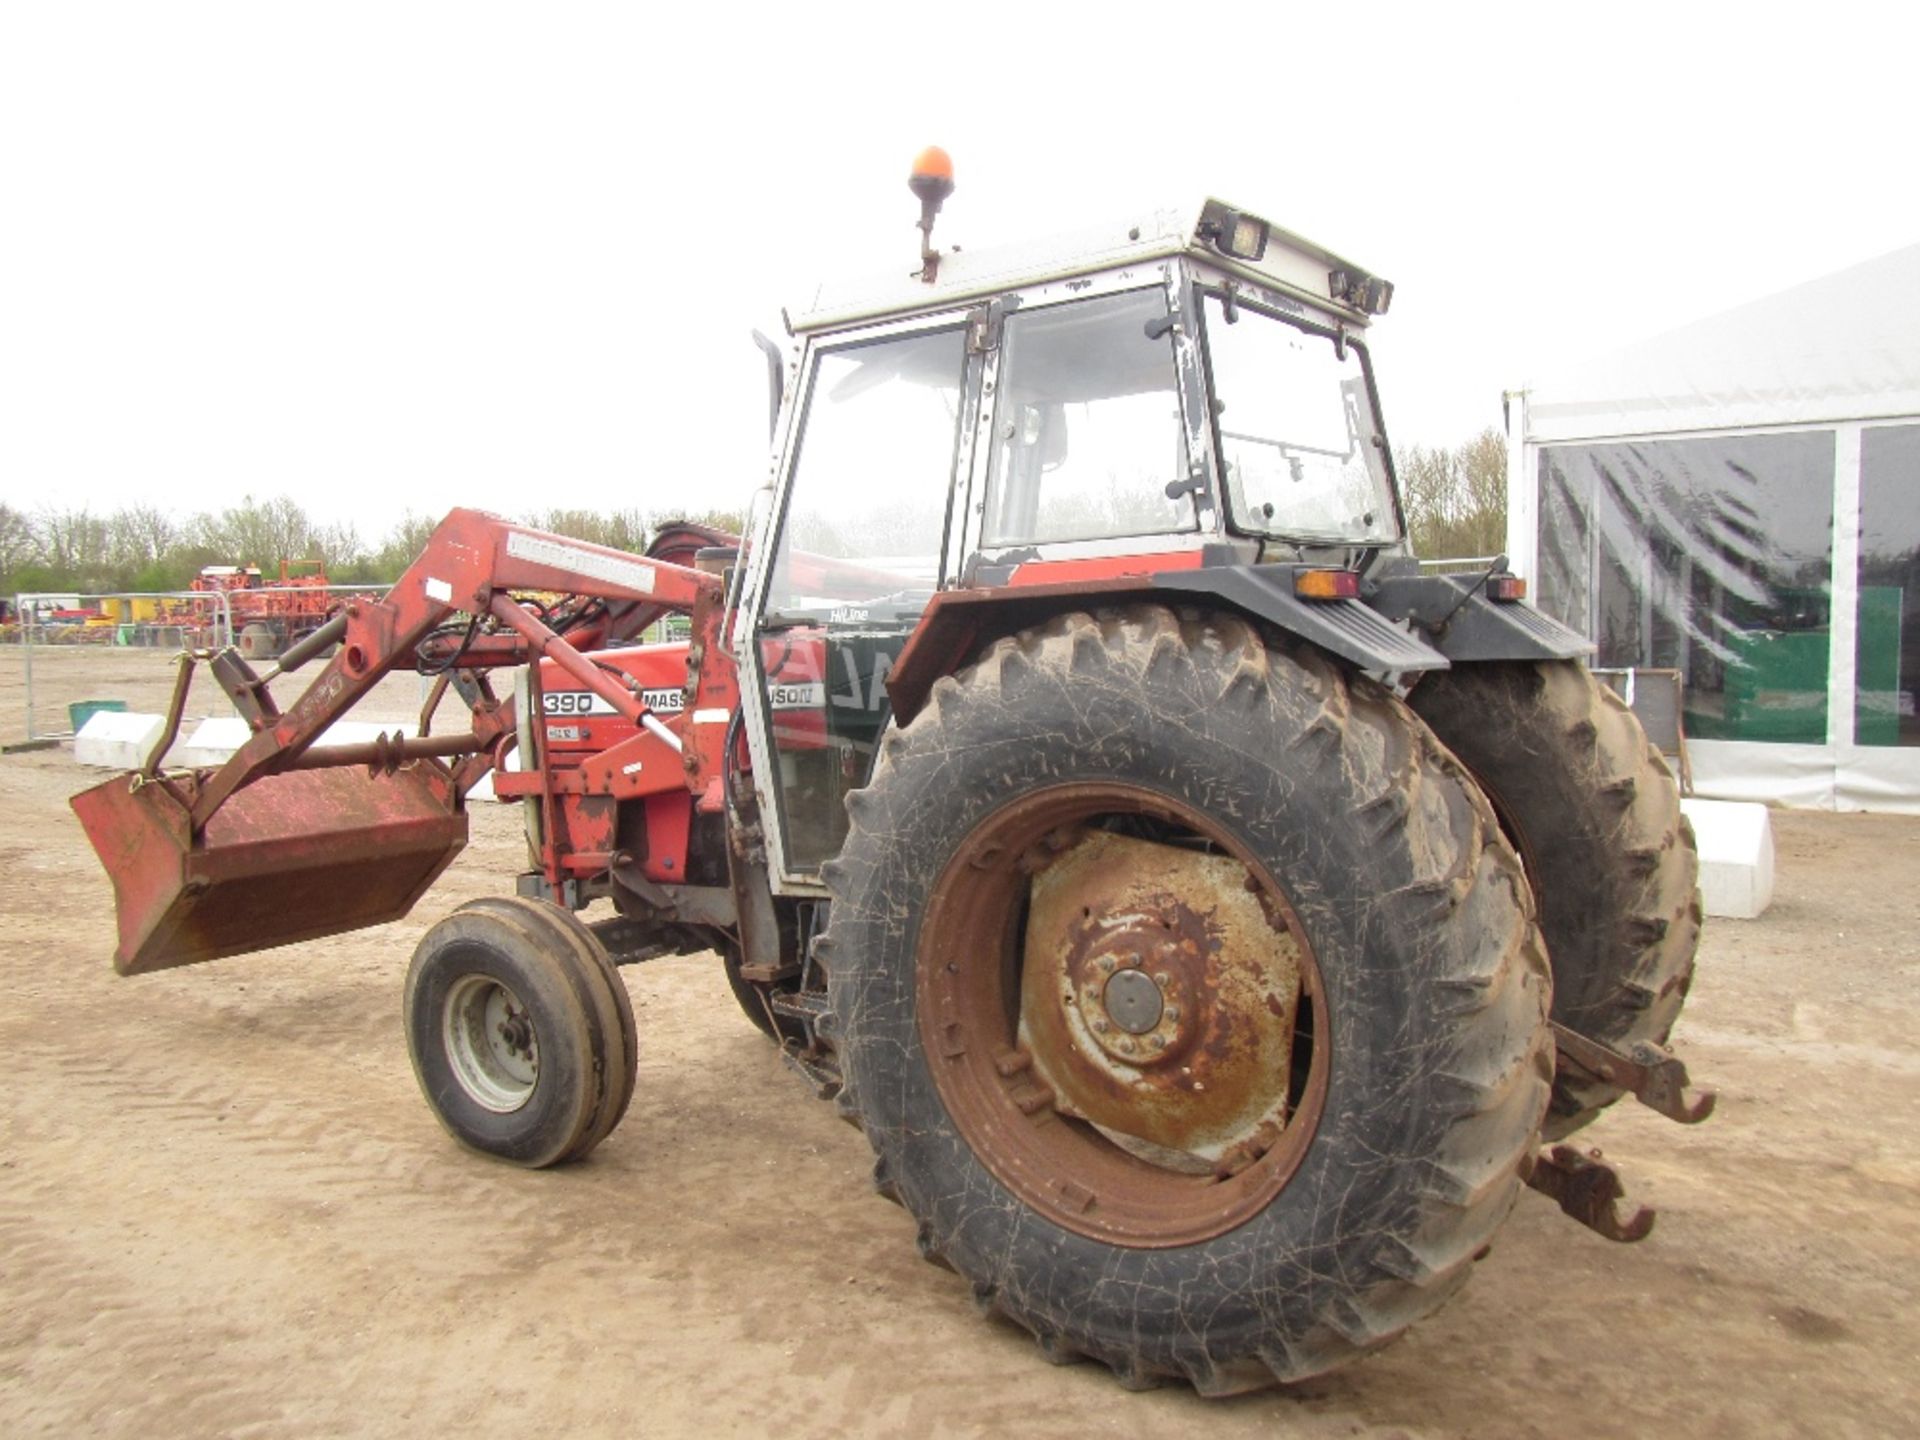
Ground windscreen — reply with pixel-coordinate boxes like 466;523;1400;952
1202;294;1398;545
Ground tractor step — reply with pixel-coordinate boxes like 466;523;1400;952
769;989;831;1025
780;1043;843;1101
769;990;842;1099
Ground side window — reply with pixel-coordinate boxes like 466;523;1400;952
981;288;1193;548
765;326;966;617
757;324;966;874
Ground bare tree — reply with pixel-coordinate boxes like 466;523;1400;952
35;508;114;590
0;503;36;584
1397;427;1508;561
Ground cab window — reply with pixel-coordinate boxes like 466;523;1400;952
981;288;1193;549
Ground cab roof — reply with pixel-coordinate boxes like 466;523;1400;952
786;198;1393;336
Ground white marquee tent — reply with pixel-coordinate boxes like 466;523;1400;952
1505;243;1920;813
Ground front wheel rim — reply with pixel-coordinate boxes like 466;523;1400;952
444;973;539;1112
915;783;1330;1248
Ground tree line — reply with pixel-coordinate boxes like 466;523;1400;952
2;428;1505;597
1396;427;1509;562
0;496;746;598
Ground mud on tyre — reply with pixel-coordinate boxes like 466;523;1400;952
820;608;1552;1393
1410;660;1702;1138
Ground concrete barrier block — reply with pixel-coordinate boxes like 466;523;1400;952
73;711;168;770
1681;797;1775;920
312;721;395;749
171;716;252;768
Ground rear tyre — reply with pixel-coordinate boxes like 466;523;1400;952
1409;660;1702;1138
404;901;631;1167
823;608;1552;1393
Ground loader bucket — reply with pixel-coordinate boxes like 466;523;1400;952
70;764;469;975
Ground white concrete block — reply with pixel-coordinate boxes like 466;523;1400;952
170;716;252;768
73;711;168;770
312;720;396;749
83;715;430;773
1681;797;1776;920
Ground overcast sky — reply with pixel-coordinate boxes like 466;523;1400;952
3;2;1914;539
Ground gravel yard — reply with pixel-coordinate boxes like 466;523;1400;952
3;645;1917;1438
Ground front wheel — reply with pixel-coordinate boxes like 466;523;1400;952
822;609;1552;1393
404;897;635;1167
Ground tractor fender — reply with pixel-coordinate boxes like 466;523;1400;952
887;565;1451;726
1366;570;1594;663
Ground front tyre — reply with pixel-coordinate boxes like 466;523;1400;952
404;898;634;1167
822;609;1551;1393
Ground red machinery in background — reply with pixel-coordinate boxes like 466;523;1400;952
179;559;373;659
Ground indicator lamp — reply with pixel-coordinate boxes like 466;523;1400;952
1293;569;1362;601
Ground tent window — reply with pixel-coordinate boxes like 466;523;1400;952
1537;432;1835;744
1857;424;1920;747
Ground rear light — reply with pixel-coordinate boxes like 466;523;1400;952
1486;575;1527;602
1293;569;1361;601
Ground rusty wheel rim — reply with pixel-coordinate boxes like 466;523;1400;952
916;783;1330;1248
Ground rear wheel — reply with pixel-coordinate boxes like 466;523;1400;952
1409;660;1702;1138
822;609;1551;1392
404;898;634;1166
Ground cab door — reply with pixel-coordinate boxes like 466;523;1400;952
737;312;981;889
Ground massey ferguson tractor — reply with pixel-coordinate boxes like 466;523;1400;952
72;154;1711;1394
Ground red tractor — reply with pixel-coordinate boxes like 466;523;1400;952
72;162;1709;1393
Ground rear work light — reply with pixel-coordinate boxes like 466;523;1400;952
1198;201;1270;262
1486;574;1527;602
1293;568;1361;601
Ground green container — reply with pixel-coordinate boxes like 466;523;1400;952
68;698;129;733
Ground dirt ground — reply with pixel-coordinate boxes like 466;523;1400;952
3;646;1918;1438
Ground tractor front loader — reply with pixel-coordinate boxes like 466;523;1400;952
73;162;1714;1393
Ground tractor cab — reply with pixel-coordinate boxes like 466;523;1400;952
735;193;1408;888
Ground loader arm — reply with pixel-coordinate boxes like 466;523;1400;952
71;508;735;975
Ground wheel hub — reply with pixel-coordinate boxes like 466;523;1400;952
444;974;539;1113
1020;830;1303;1164
918;785;1330;1247
1074;927;1194;1065
1100;967;1164;1036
